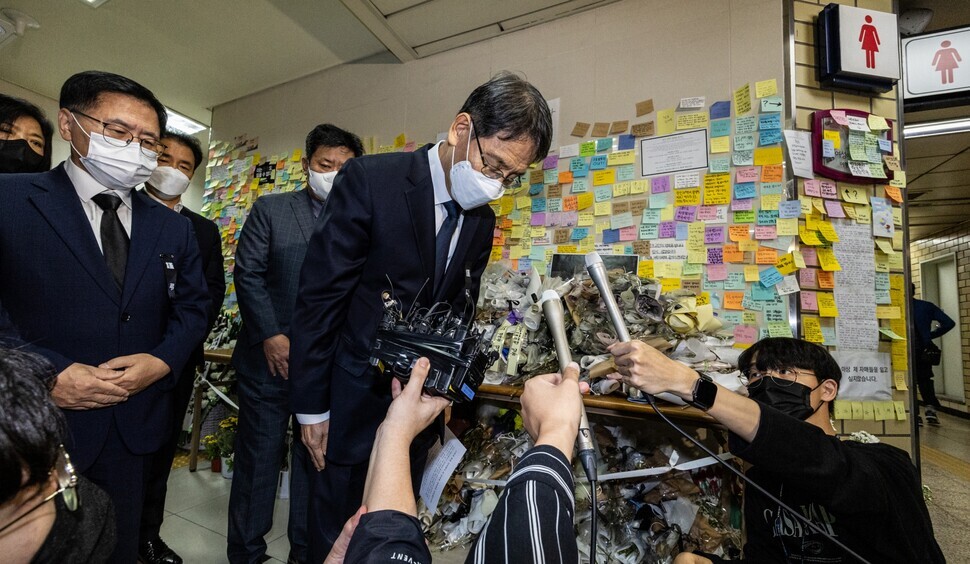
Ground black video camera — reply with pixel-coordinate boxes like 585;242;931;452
369;291;496;403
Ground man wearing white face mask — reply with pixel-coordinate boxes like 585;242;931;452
139;130;226;564
288;72;553;561
0;70;209;564
229;123;363;564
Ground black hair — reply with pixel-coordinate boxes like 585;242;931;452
737;337;842;386
59;70;167;134
161;129;205;171
305;123;364;160
0;348;66;505
459;71;552;164
0;93;54;171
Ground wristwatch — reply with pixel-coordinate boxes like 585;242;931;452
687;372;718;411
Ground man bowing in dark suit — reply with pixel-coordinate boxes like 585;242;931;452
229;124;364;564
289;72;553;561
138;130;226;564
0;70;209;563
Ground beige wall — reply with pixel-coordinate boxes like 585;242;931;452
0;79;70;166
211;0;783;161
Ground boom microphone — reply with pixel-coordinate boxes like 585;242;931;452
540;290;597;483
585;252;643;401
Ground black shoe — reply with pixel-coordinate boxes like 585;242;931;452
917;416;923;427
926;411;941;426
139;537;183;564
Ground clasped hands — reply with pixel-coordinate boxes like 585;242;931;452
51;353;171;410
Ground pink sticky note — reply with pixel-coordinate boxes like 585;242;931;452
801;247;818;266
800;290;819;311
803;179;821;197
531;213;545;226
619;226;638;241
735;166;760;183
754;225;777;240
824;200;845;218
546;212;560;226
494;228;504;237
697;205;720;221
652;175;671;193
820;181;838;199
707;263;728;281
561;211;579;226
705;225;726;244
830;110;848;125
734;325;758;344
732;198;754;211
798;268;817;287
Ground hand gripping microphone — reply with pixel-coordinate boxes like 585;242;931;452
585;252;644;401
539;290;597;483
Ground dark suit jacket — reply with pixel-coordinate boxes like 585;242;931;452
289;145;495;465
0;165;210;471
180;206;226;365
232;189;319;378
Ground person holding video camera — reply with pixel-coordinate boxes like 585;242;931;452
288;72;553;562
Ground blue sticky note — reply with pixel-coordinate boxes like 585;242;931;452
596;138;613;152
758;114;782;131
759;269;783;288
570;157;589;173
572;177;589;192
778;200;802;219
543;169;557;184
530;246;547;261
531;198;547;212
878;138;892;152
710;100;731;120
760;96;783;113
710;119;731;138
733;150;754;166
639;223;659;239
757;210;779;225
618;134;636;150
603;228;620;244
571;227;589;240
759;129;783;146
734;182;757;199
642;209;662;224
616;164;635;182
529;183;544;195
675;222;690;240
735;134;755;151
594;185;612;202
590;155;608;170
709;155;730;173
761;182;783;195
822;139;835;158
751;282;776;300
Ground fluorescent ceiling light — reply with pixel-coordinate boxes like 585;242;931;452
165;107;208;135
80;0;111;7
903;118;970;139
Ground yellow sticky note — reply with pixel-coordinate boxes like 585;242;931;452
489;247;503;261
833;400;851;420
290;149;302;162
817;292;839;317
607;150;636;166
710;136;730;153
823;130;841;150
817;221;840;243
862;402;876;421
876;305;901;319
803;316;824;343
516;196;531;209
592;169;616;186
661;278;681;293
868;114;890;131
755;78;778;98
840;186;868;204
578;212;594;226
613;182;631;198
761;193;781;211
893;371;908;391
875;239;895;255
734;83;752;115
631;180;648;194
889;171;907;188
393;133;407;148
754;147;783;165
875;401;895;421
744;265;761;282
638;260;655;279
594;201;611;216
739;238;759;252
894;400;907;421
775;253;797;275
676;112;709;130
776;218;798;236
577;193;594;210
657;108;676;135
792;249;806;269
850;401;864;420
674;188;701;207
816;247;842;271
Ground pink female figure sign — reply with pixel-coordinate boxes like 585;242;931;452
859;15;880;69
932;40;961;85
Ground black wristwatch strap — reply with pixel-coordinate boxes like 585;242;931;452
687;371;718;411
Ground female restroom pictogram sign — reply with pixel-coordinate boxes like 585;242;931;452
859;15;880;69
933;41;961;85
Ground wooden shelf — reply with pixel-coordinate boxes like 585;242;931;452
203;348;717;426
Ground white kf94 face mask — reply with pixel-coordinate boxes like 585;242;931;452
307;168;338;199
147;166;191;200
449;122;505;210
71;113;158;191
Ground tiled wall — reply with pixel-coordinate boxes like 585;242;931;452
910;228;970;415
792;0;912;453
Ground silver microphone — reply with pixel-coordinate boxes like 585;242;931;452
585;252;643;400
540;290;597;482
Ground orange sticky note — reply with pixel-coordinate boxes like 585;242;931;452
558;171;574;184
885;185;902;203
724;291;745;310
563;196;578;211
729;225;751;241
723;244;743;263
761;164;783;182
817;270;835;289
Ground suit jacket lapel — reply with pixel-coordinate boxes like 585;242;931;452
404;146;436;296
27;167;120;305
291;190;317;242
122;191;165;307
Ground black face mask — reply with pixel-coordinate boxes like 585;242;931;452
748;378;823;420
0;138;45;174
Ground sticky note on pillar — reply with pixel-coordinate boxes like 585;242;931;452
803;316;824;343
753;147;783;165
817;292;838;317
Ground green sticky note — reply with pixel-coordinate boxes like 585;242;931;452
733;210;755;223
580;141;596;157
862;401;876;421
875;402;895;421
833;400;851;420
596;138;613;152
850;401;864;420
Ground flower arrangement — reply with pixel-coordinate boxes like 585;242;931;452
202;415;237;463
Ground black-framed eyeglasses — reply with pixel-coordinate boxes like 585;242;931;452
70;109;161;158
469;121;523;188
0;448;78;535
742;367;816;390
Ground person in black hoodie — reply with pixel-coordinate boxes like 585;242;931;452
608;337;944;564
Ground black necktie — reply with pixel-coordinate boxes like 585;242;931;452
92;193;129;289
435;200;461;289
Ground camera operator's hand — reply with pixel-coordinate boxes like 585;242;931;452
324;506;367;564
521;362;586;459
607;340;698;399
385;358;451;440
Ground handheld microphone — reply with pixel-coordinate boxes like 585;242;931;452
585;252;644;401
540;290;597;483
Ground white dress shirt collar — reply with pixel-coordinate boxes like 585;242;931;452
64;158;134;210
145;188;184;213
428;141;452;206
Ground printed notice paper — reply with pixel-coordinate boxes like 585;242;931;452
421;427;467;511
783;130;814;179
